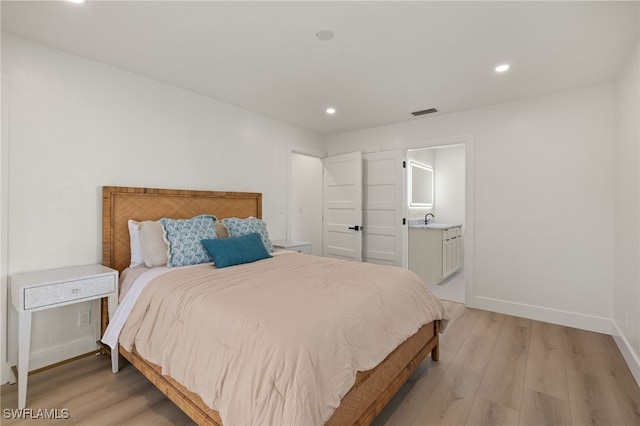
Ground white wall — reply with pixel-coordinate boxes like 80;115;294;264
434;144;465;226
0;34;324;383
289;153;323;255
327;84;616;334
614;41;640;384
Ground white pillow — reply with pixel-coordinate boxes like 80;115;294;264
139;220;169;267
128;220;144;267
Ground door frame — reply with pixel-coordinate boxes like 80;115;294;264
403;134;475;307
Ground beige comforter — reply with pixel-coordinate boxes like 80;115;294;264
119;252;448;425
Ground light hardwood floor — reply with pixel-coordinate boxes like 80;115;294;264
2;301;638;425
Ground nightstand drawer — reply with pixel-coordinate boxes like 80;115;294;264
23;275;116;310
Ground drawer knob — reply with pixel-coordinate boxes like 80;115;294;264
72;288;79;294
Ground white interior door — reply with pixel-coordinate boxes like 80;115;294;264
362;150;404;266
323;152;363;261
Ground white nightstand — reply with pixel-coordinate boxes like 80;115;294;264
272;240;312;254
10;264;118;409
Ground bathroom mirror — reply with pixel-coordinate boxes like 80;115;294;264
409;161;433;207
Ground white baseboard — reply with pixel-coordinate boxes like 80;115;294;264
612;321;640;387
472;296;613;334
28;337;98;372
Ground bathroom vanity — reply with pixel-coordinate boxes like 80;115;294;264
409;222;464;286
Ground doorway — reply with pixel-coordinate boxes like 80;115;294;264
289;151;323;256
406;144;467;303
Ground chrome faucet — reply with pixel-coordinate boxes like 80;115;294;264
425;213;434;224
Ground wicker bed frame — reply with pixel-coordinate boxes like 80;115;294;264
101;186;440;425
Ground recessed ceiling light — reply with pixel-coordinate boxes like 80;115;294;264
316;30;335;41
67;0;86;3
326;107;336;115
495;64;510;73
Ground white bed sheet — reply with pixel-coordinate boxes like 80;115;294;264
102;266;171;349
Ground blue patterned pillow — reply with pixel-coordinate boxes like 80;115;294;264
222;217;274;253
201;233;272;268
160;215;217;267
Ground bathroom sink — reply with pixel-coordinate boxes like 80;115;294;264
408;220;462;230
407;219;427;228
425;223;454;229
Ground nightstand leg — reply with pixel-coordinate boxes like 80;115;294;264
17;311;31;409
107;294;119;373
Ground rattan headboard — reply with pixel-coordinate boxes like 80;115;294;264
102;186;262;274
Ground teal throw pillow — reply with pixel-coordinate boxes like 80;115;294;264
201;233;272;268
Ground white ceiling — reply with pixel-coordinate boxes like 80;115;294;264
2;1;638;136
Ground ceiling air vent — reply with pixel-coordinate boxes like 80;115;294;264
411;108;438;117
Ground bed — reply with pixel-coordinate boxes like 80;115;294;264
101;185;445;425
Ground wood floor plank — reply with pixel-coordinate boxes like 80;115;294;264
563;327;602;375
567;370;626;426
371;359;446;426
464;396;520;426
476;315;531;411
524;321;569;399
75;388;195;426
437;306;482;364
70;379;171;424
410;362;483;426
113;399;196;426
449;310;504;374
592;333;640;426
519;388;572;426
563;326;627;425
